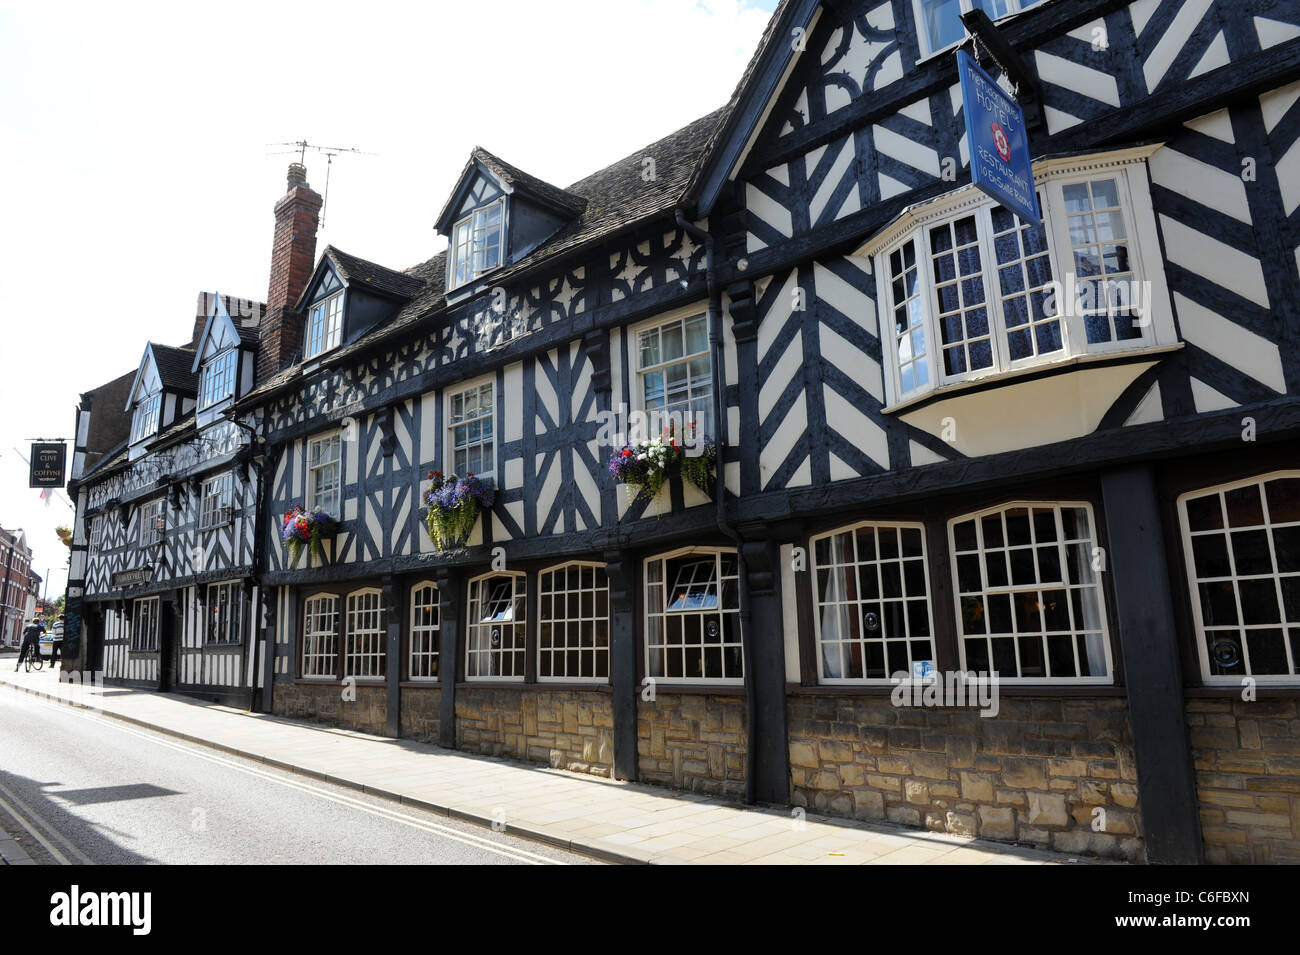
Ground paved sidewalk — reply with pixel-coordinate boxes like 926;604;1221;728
0;667;1095;865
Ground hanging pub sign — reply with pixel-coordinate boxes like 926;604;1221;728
957;48;1040;225
29;442;67;488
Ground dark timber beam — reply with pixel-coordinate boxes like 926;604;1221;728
604;549;638;782
740;534;790;804
1101;466;1203;864
435;568;462;750
383;576;401;738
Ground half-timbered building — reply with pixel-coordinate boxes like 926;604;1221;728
71;292;269;704
64;0;1300;865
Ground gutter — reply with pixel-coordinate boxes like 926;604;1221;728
674;208;758;807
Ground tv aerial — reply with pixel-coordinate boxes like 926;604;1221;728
265;140;375;227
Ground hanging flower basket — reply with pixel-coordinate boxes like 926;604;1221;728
608;433;717;504
281;505;338;567
423;471;495;550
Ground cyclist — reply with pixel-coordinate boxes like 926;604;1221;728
15;615;44;671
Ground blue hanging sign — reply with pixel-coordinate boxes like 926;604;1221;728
957;48;1040;224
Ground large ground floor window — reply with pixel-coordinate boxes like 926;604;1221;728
130;597;160;652
1179;471;1300;683
465;573;526;680
538;562;609;681
299;585;386;680
644;548;742;684
949;502;1111;682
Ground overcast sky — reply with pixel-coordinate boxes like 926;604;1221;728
0;0;778;588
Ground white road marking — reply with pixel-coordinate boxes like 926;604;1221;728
3;689;567;865
0;778;93;865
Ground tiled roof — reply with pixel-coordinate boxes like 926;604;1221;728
151;343;198;394
324;247;426;300
239;108;725;408
471;147;588;216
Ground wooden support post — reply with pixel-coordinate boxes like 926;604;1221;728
436;568;462;750
604;549;639;782
1100;466;1203;864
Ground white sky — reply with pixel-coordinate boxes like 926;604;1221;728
0;0;778;588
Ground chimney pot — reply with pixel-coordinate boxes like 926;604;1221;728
287;162;308;189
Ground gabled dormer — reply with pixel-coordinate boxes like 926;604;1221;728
125;343;197;460
296;247;425;365
434;148;587;298
191;292;259;427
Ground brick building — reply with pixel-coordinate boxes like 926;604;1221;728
0;528;36;647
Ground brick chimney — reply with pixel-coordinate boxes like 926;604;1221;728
257;163;323;380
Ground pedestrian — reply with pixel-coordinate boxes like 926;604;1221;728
50;613;65;666
15;615;44;671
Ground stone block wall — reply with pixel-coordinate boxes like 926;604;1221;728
1188;697;1300;863
638;693;747;798
787;694;1143;861
455;687;614;776
275;681;388;735
400;686;442;744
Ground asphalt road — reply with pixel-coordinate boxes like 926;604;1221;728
0;690;598;865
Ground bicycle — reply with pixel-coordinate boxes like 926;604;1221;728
23;649;43;672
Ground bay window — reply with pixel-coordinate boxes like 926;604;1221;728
914;0;1048;59
1178;472;1300;683
871;152;1175;407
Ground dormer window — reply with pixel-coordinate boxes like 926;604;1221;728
450;198;504;289
131;392;161;444
305;291;343;360
199;350;238;409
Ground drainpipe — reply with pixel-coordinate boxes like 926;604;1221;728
675;209;759;806
229;413;268;712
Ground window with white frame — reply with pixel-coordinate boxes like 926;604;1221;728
1178;473;1300;683
636;312;713;439
90;516;104;551
344;589;385;679
409;582;440;680
199;350;239;409
307;432;342;516
205;581;244;645
138;497;166;547
301;594;339;678
538;563;610;681
913;0;1047;58
450;198;504;290
199;472;234;530
465;573;526;680
949;502;1111;682
871;156;1174;407
305;291;343;360
644;549;742;683
131;392;161;444
130;597;160;652
447;381;494;476
812;523;934;682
